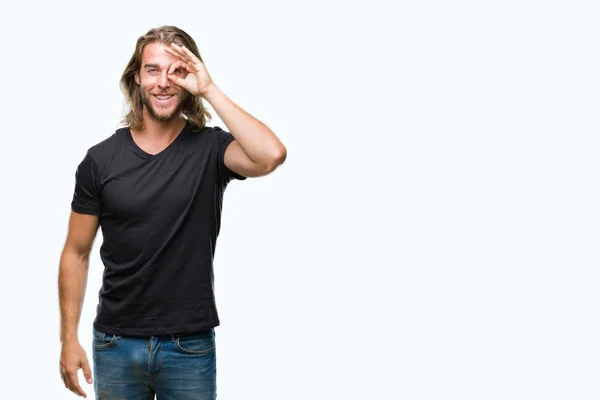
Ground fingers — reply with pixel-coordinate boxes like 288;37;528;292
69;370;88;398
178;45;198;61
164;47;194;74
168;60;189;76
81;358;93;385
60;359;90;398
61;368;87;398
60;368;70;389
164;45;187;63
167;74;185;87
167;43;201;66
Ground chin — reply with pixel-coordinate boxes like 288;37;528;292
151;111;178;122
142;92;186;122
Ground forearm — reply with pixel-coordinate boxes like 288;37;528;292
58;251;90;344
204;85;286;165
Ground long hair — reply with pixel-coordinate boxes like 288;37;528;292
119;25;211;132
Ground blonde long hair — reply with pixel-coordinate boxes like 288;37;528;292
119;25;211;132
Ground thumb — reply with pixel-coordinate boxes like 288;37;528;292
167;74;185;87
81;358;93;384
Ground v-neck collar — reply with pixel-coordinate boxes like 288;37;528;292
126;123;190;160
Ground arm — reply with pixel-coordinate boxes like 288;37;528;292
58;211;99;398
205;86;287;177
163;44;287;178
59;211;99;343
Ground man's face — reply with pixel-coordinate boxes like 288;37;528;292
135;42;189;122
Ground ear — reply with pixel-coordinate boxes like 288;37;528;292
135;72;140;86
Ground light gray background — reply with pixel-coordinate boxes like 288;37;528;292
0;0;598;399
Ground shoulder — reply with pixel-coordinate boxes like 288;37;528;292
201;125;228;138
205;125;235;147
87;127;123;156
84;127;127;169
190;124;219;133
188;124;231;146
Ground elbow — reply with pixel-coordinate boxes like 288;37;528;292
265;146;287;173
62;242;93;263
274;145;287;165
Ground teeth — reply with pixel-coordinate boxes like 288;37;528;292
155;95;172;100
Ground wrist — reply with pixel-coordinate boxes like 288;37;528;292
203;84;221;103
61;333;79;344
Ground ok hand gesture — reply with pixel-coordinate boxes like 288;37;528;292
164;43;216;98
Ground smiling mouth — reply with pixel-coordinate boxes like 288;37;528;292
154;94;174;101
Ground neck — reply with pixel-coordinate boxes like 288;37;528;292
135;108;187;139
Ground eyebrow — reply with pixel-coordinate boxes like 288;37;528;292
143;63;182;71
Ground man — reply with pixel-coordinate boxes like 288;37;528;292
58;25;286;399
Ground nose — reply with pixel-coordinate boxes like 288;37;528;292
157;71;170;89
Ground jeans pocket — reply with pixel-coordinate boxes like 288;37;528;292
92;328;119;350
175;329;215;355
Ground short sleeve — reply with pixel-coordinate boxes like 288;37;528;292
215;127;247;183
71;152;102;215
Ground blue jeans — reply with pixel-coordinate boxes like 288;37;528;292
92;326;217;400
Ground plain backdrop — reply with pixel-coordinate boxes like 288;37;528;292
0;0;598;399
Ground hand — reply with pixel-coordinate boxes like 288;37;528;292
164;43;216;98
60;341;93;398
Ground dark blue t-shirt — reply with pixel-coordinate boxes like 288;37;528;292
71;122;246;336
